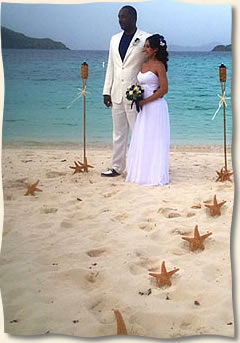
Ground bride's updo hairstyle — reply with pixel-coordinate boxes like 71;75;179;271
147;34;169;72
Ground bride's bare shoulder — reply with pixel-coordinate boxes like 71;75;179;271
154;60;165;68
154;61;166;74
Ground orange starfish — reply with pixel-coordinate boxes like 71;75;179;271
69;161;85;174
77;158;94;173
69;159;94;174
24;180;42;196
216;167;233;182
114;310;128;335
205;194;226;216
149;261;179;287
182;225;212;251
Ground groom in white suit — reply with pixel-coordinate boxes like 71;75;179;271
101;6;149;177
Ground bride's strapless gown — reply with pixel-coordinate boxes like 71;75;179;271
126;71;170;186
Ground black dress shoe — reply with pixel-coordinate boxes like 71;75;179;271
101;168;121;177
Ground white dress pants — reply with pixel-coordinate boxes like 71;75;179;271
112;99;137;174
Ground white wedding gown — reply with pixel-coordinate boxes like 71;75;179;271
126;71;170;186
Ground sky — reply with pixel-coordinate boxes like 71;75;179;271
0;0;232;50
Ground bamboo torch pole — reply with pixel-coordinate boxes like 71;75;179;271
219;63;227;171
77;62;94;173
81;62;88;166
215;64;232;182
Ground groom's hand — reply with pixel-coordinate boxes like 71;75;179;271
104;95;112;107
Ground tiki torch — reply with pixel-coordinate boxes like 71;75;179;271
219;63;227;171
213;63;232;182
78;62;93;172
69;62;93;174
81;62;88;165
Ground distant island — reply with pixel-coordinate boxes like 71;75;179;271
1;26;69;50
164;42;231;52
212;44;232;52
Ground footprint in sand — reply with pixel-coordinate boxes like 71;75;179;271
4;194;16;201
85;271;100;284
41;206;58;214
180;315;202;330
103;188;119;198
138;217;156;232
60;220;74;228
6;178;28;189
86;248;109;257
186;212;196;218
86;296;118;324
158;207;181;218
21;159;32;163
171;228;192;235
38;222;53;229
101;208;110;213
53;268;103;290
87;298;104;312
129;256;158;275
167;212;181;219
112;213;129;223
45;171;67;178
138;222;156;231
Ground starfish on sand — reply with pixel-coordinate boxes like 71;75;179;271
114;309;128;335
69;161;85;174
69;159;94;174
182;225;212;251
78;158;94;173
216;167;233;182
24;180;42;196
205;194;226;216
149;261;179;287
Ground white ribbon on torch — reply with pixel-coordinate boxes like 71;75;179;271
66;86;90;109
212;90;231;120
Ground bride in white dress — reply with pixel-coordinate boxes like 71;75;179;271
126;34;170;186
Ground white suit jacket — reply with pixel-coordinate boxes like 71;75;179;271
103;29;150;104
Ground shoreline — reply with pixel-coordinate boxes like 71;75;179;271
1;142;232;153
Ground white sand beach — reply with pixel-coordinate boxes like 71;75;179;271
0;144;235;339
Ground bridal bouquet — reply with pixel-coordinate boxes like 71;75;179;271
126;84;144;112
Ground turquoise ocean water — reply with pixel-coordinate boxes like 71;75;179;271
1;49;232;146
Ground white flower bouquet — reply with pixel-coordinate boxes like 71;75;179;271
126;84;144;112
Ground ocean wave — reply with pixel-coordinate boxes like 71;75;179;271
34;78;57;81
4;119;26;123
54;123;78;127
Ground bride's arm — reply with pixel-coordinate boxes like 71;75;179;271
139;63;168;106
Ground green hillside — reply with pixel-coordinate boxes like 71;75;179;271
1;26;69;50
212;44;232;52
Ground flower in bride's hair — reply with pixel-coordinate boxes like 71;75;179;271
159;36;166;47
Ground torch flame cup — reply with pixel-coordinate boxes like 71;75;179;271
219;63;227;83
81;62;88;80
